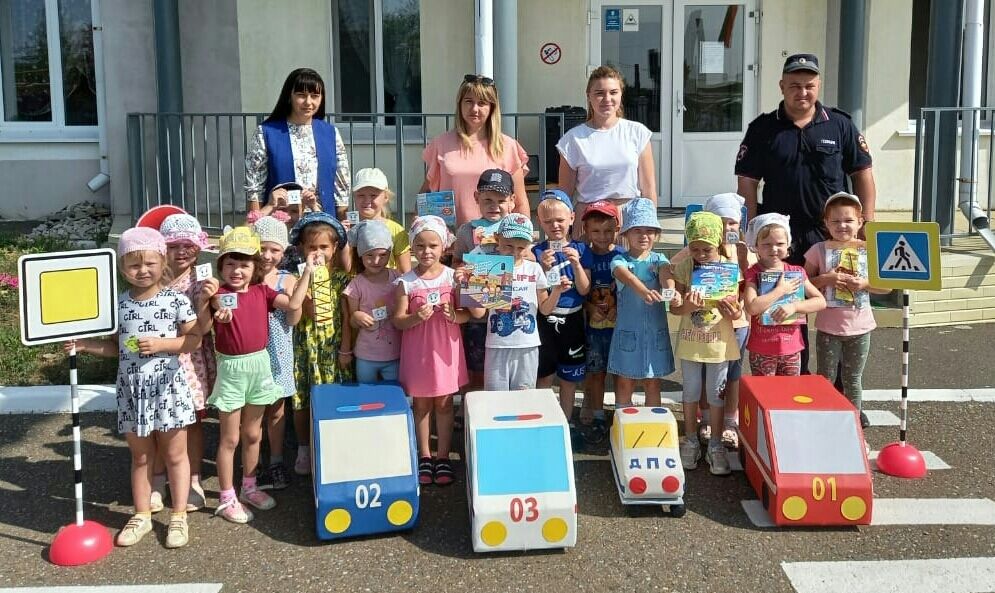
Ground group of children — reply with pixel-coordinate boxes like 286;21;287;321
75;165;886;549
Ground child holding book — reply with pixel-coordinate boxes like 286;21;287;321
743;213;826;376
453;169;518;388
667;211;742;474
394;215;470;486
607;198;678;407
480;213;569;392
533;190;591;425
804;192;890;427
351;167;410;273
580;201;624;443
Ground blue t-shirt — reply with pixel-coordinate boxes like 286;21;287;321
532;240;588;310
585;246;626;334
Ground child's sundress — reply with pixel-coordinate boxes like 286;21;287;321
607;251;675;379
170;270;216;411
267;270;296;398
293;267;354;410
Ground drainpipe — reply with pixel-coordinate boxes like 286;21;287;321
958;0;994;250
86;0;109;193
837;0;866;131
493;0;517;119
475;0;493;77
154;0;183;205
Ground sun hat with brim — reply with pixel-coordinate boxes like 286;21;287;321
685;211;723;247
289;211;347;248
496;213;534;241
160;213;212;251
218;226;261;256
620;197;662;233
119;227;166;257
252;216;289;249
823;191;863;213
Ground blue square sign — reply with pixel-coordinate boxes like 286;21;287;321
605;8;621;31
866;221;942;290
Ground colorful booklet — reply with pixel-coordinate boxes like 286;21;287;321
759;270;806;325
690;262;740;303
825;246;869;308
417;190;456;227
460;253;514;309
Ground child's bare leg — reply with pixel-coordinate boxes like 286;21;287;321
434;396;454;459
216;410;242;492
643;378;662;407
581;372;607;424
266;399;287;463
125;433;156;512
187;420;204;483
159;427;190;513
239;404;267;479
559;380;577;421
413;398;433;458
536;374;554;388
615;376;636;406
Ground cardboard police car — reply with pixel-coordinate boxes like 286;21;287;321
609;406;686;517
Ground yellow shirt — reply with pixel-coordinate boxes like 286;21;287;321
672;256;740;363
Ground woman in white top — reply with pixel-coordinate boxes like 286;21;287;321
556;66;657;238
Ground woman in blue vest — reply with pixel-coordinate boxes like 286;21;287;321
246;68;351;222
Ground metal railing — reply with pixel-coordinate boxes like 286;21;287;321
126;111;570;232
913;106;995;245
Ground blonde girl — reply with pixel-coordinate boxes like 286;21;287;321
350;167;411;273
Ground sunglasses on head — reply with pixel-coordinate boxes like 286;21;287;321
463;74;495;86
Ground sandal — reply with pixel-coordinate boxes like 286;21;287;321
418;457;434;485
433;459;455;486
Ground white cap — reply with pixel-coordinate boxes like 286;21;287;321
352;168;389;192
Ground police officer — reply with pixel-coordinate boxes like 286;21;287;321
735;53;876;261
735;53;876;382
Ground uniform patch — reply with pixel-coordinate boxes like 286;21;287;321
737;144;748;161
858;134;869;153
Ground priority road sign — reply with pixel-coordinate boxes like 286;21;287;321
866;221;941;291
18;248;119;345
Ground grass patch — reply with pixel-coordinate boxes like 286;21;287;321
0;234;117;386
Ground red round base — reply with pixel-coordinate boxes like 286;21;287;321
876;441;928;479
49;521;113;566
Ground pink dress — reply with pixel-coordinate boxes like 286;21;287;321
396;266;468;397
170;269;216;411
422;130;529;225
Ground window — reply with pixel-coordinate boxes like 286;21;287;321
0;0;97;133
908;0;991;121
331;0;421;124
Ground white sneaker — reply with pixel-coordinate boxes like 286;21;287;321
680;437;701;470
294;450;311;476
149;489;164;513
707;444;731;476
187;481;206;512
116;514;153;547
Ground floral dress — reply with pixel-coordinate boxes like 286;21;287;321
170;270;216;411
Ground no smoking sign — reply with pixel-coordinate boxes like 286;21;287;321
540;42;561;65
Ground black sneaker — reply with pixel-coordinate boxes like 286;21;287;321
860;411;870;429
583;418;608;445
269;462;291;490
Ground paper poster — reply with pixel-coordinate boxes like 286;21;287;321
622;8;639;31
461;254;514;309
605;8;621;31
700;41;725;74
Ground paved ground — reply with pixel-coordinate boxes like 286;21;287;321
1;323;994;593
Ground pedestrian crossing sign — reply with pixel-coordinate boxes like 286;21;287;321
866;222;941;290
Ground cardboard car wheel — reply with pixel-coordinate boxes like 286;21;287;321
668;504;687;518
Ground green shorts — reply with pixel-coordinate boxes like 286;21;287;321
209;350;283;413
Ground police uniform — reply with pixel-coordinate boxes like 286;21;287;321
735;55;872;263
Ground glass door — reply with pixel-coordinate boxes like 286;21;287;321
671;0;756;206
590;2;673;204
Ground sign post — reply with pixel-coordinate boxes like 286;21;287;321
19;248;118;566
865;222;942;479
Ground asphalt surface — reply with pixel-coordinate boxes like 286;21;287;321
1;323;994;593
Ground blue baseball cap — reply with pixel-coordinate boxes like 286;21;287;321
497;213;534;241
540;189;574;212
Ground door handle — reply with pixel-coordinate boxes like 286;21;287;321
675;92;687;117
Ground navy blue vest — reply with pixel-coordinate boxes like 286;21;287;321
261;118;338;212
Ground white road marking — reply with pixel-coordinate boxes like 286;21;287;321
863;409;900;426
742;498;995;528
0;586;223;593
782;557;995;593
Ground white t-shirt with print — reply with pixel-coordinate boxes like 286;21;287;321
485;260;549;349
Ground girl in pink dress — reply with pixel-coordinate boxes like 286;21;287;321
393;216;470;486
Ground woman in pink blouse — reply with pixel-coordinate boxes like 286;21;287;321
420;75;531;226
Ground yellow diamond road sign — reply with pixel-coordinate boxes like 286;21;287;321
865;221;942;291
19;248;118;345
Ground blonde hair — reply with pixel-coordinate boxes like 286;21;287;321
756;223;788;244
585;65;626;121
120;250;172;287
536;198;572;217
454;80;504;160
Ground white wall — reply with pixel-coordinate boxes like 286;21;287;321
0;143;106;219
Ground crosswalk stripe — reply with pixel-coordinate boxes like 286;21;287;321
863;409;900;426
0;586;222;593
742;498;995;528
782;557;995;593
724;449;949;472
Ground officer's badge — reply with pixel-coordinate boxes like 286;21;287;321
736;144;748;161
